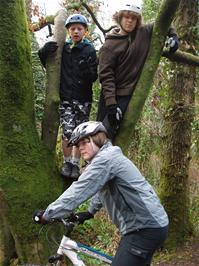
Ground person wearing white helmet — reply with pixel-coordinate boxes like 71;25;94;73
34;121;169;266
97;1;179;140
38;14;98;180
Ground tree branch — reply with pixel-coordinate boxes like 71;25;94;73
80;0;116;35
30;1;116;36
29;15;55;32
163;49;199;66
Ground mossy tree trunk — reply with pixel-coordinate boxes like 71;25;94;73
159;0;198;247
25;0;32;23
0;0;62;264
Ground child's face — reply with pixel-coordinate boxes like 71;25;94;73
77;137;99;161
68;23;87;43
120;12;138;33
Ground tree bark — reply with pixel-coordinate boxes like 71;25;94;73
160;0;197;247
115;0;182;154
41;9;67;152
0;190;16;265
163;49;199;66
0;0;62;264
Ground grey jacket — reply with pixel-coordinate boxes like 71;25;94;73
43;142;168;235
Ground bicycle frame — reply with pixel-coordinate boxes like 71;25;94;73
56;234;113;265
48;219;113;266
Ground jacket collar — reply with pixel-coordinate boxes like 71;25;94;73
100;141;112;150
65;37;90;49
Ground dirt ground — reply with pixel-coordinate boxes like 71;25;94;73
154;236;199;266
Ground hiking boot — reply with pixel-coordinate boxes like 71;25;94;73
70;164;80;180
61;161;73;177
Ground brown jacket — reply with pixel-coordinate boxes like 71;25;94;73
99;24;153;106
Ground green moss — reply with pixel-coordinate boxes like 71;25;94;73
0;1;63;263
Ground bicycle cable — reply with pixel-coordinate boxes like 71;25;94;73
36;225;46;264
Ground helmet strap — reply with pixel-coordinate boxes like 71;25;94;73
89;136;100;156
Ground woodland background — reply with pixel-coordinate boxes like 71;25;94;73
0;0;199;265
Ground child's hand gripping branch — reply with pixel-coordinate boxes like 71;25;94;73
165;34;179;53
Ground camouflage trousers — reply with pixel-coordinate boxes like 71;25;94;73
59;100;91;139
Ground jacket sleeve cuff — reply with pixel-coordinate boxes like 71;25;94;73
168;26;177;37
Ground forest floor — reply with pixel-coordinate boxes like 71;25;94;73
154;236;199;266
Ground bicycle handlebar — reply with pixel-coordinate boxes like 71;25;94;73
33;210;79;227
49;216;79;235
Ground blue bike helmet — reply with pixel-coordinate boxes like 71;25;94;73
65;14;88;28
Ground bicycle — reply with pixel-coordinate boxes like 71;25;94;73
35;216;113;266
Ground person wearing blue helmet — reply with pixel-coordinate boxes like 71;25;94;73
65;14;88;28
38;14;98;180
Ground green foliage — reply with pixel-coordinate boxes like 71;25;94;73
191;70;199;157
142;0;162;22
190;195;199;234
71;210;117;266
191;118;199;157
31;34;46;133
0;2;63;263
90;79;101;120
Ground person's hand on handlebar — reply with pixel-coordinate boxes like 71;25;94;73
74;211;94;224
33;209;48;225
33;210;94;225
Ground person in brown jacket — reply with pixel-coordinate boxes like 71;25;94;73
97;2;179;140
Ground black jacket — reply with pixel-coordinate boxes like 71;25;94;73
39;38;98;103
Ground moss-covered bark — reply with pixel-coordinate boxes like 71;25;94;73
0;190;16;265
163;49;199;66
0;0;62;264
160;0;198;248
115;0;182;154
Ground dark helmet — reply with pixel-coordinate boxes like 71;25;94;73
65;14;88;28
68;121;107;146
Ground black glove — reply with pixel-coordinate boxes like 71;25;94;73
38;41;58;67
107;104;122;126
74;211;94;224
42;41;58;55
32;209;48;225
165;34;179;53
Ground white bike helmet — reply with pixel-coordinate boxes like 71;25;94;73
68;121;107;146
119;2;142;15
